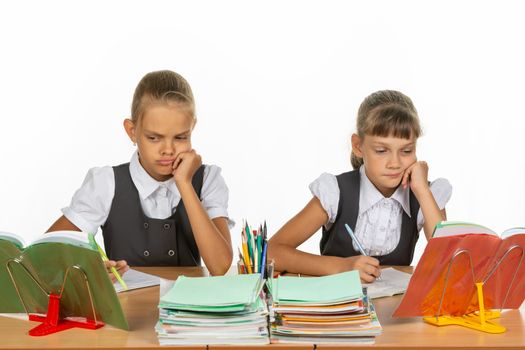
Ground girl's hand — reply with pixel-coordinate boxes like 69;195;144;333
402;160;430;194
172;149;202;185
343;255;380;283
104;260;129;283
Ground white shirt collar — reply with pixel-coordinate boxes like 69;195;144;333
129;151;180;200
358;165;411;217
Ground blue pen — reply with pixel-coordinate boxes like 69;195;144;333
260;241;268;279
344;223;382;281
344;223;366;255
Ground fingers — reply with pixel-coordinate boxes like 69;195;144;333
106;261;129;283
362;262;381;278
402;162;416;189
362;256;380;267
104;260;117;269
172;149;198;171
115;260;129;273
105;260;117;282
173;157;183;170
404;161;429;191
360;270;376;283
353;256;380;282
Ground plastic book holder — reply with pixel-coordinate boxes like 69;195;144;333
6;258;104;336
423;245;524;334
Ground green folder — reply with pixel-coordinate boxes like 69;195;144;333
159;273;264;312
0;231;129;330
271;270;363;304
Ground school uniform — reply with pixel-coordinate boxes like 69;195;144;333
310;166;452;265
62;151;234;266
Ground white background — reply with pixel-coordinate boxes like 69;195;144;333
1;1;524;265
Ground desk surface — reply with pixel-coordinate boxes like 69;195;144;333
1;266;524;350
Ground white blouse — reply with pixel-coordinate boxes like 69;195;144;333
309;166;452;256
62;151;234;235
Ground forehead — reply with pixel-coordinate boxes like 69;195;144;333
140;104;193;131
364;134;416;147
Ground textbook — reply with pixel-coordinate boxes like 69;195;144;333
394;221;525;317
269;270;382;344
156;273;269;345
0;230;128;330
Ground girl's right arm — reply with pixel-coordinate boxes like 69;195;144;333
47;215;82;232
268;197;380;282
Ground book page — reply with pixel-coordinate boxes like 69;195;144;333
432;221;497;238
501;227;525;239
30;230;94;250
0;231;25;248
363;268;411;299
114;268;160;293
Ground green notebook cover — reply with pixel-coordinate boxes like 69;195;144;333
271;270;364;304
159;273;264;312
0;231;129;330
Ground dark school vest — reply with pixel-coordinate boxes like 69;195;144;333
101;163;205;266
319;170;420;266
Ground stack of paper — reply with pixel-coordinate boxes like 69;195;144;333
155;274;269;346
268;270;382;345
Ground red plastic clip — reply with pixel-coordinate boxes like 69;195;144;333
28;293;104;336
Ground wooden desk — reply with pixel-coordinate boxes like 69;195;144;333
1;267;524;349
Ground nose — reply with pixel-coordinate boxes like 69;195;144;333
386;153;401;169
161;140;175;156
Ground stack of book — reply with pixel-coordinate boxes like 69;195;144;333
268;270;382;345
155;274;270;346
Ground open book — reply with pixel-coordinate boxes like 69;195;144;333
0;230;128;330
394;221;525;317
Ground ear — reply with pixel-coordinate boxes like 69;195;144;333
351;133;363;157
123;118;137;144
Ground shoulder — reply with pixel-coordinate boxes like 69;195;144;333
81;166;115;188
425;177;452;211
202;164;226;185
309;172;338;193
309;173;340;224
201;164;229;199
429;178;452;195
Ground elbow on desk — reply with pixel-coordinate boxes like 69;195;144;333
206;253;233;276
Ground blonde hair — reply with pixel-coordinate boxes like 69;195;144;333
351;90;422;169
131;70;195;125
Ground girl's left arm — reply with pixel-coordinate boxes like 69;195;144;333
173;150;233;276
402;161;447;240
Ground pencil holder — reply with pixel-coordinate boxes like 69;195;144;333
237;258;275;280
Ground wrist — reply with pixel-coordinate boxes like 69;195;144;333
175;179;194;194
411;182;430;196
412;184;433;202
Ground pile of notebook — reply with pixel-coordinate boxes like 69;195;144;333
268;270;382;345
155;274;270;346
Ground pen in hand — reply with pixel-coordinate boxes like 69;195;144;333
95;242;128;290
344;223;382;281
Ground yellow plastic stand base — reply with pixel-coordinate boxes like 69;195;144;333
423;282;506;334
423;311;505;334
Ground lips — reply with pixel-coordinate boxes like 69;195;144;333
157;159;175;166
385;173;401;178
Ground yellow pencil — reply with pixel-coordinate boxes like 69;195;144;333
95;242;128;290
241;233;252;274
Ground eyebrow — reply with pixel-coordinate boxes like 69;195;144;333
144;129;191;137
371;141;415;148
